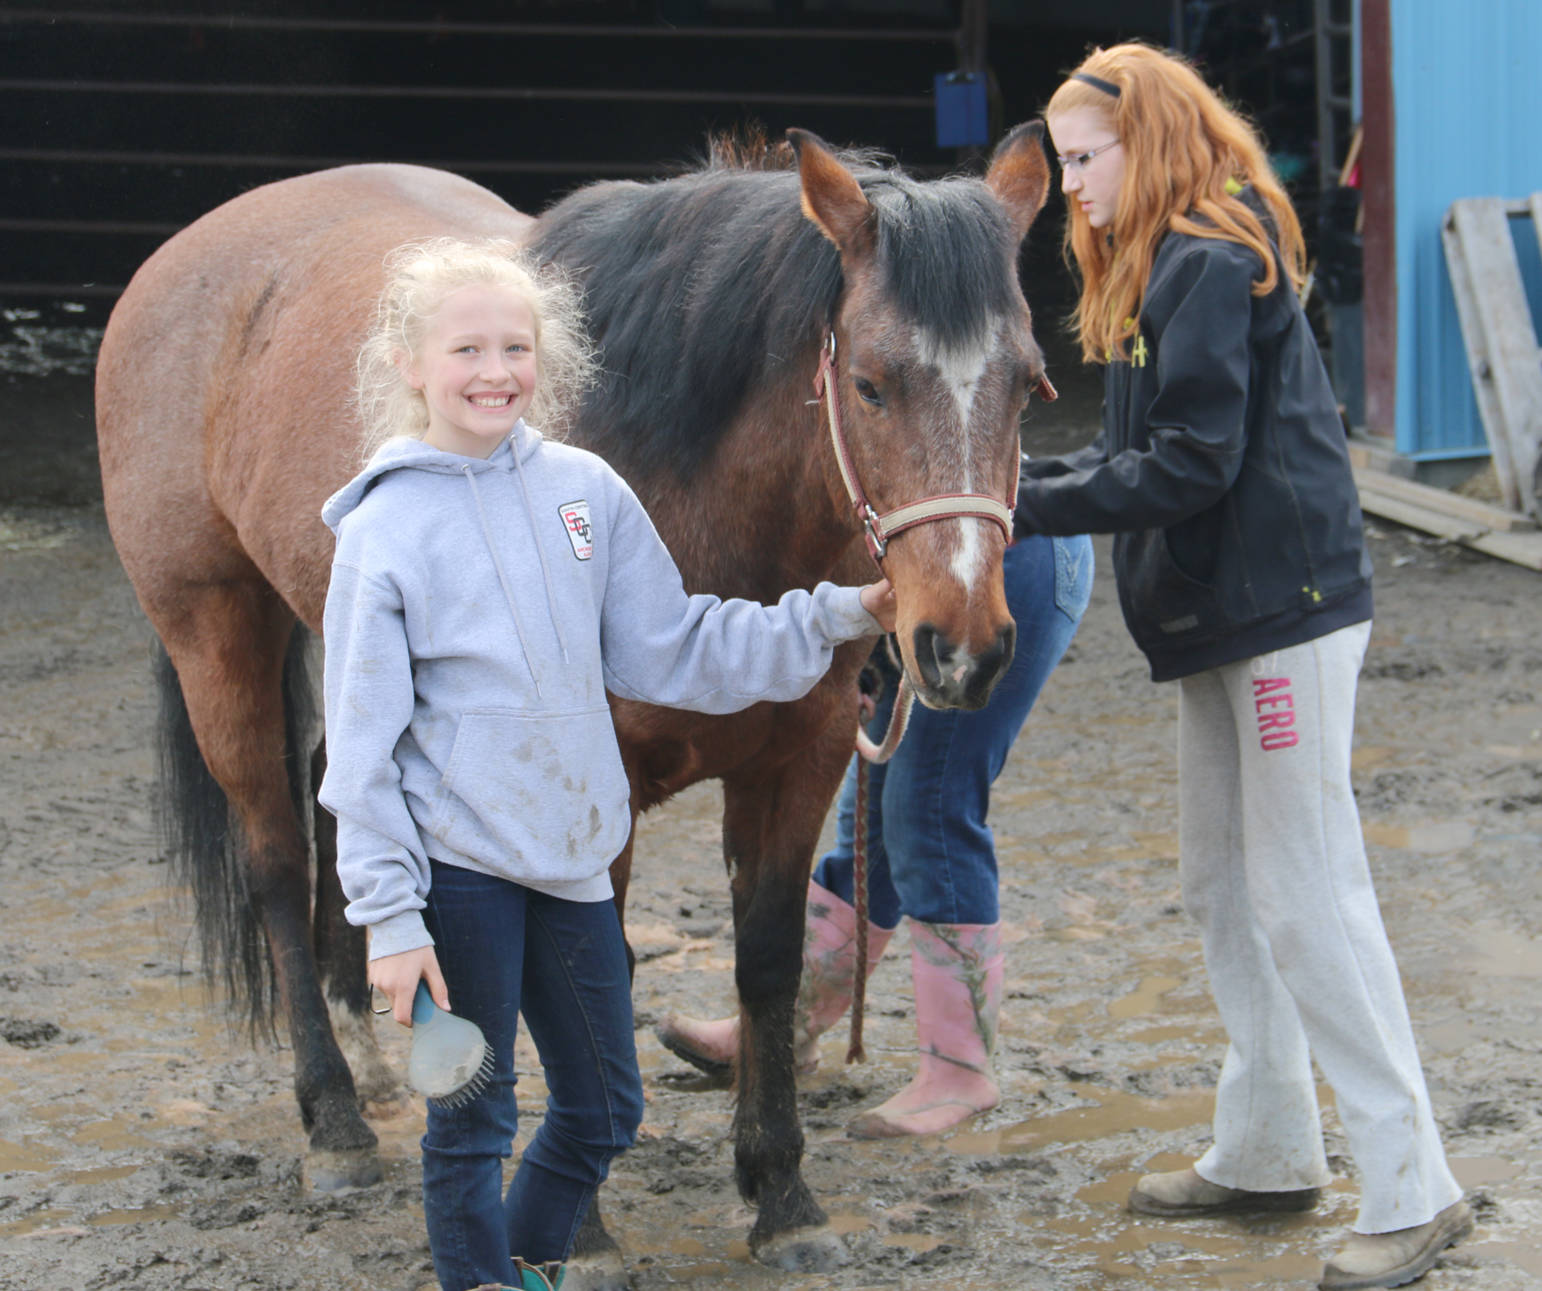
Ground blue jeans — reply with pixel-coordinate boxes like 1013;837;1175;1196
813;533;1093;928
420;860;643;1291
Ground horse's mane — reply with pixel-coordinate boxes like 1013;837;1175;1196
530;133;1021;481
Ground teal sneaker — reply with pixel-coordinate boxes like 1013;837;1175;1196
513;1257;565;1291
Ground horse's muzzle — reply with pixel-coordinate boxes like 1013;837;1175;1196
909;620;1016;711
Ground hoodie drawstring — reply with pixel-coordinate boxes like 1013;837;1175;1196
461;465;547;699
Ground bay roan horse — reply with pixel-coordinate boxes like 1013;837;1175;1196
94;123;1051;1279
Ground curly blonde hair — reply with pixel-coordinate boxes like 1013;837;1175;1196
354;236;596;459
1047;42;1306;363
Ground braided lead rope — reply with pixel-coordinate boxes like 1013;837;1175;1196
847;755;872;1064
845;672;915;1063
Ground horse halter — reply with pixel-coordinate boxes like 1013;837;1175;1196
813;329;1057;565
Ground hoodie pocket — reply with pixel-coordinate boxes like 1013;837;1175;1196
1117;529;1226;642
429;706;632;872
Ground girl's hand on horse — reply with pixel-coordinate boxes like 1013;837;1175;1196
370;945;450;1026
860;579;897;633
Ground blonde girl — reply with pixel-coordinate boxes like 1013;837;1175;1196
1014;43;1471;1291
319;237;894;1291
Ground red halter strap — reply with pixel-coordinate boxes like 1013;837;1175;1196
814;330;1026;566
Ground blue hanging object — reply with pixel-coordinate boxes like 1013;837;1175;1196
935;71;988;148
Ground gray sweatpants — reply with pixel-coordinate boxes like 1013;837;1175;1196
1177;620;1462;1234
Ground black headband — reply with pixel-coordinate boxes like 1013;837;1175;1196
1073;72;1121;98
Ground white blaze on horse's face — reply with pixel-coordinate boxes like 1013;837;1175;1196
914;320;1007;593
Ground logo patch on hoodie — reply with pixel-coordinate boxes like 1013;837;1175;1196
559;500;594;560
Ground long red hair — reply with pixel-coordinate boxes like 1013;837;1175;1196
1048;42;1306;363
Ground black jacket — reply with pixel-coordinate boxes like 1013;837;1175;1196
1015;208;1372;682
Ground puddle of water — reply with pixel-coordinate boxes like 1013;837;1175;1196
1351;744;1402;770
882;1230;948;1253
1486;744;1542;760
1462;924;1542;979
1109;974;1184;1020
1077;1160;1178;1210
1127;1023;1218;1045
827;1208;944;1253
1422;1014;1486;1055
1035;1189;1328;1285
87;1203;182;1226
1362;820;1476;853
1469;1239;1542;1277
0;1209;76;1239
1083;1230;1324;1284
948;1087;1214;1156
68;1119;153;1154
1046;1165;1360;1288
1450;1155;1522;1187
62;1164;139;1186
824;1210;871;1237
641;1256;743;1281
0;1137;58;1173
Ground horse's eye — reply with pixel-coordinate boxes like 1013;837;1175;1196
854;378;883;407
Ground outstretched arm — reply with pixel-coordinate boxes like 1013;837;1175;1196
597;478;885;713
1015;244;1256;537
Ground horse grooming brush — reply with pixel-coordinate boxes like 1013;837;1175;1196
407;980;496;1108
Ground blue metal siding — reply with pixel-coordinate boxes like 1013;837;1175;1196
1391;0;1542;458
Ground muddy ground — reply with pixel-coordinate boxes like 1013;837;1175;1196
3;317;1541;1291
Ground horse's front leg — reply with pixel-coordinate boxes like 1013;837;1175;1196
723;727;855;1272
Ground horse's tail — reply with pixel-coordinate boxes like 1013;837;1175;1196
154;625;317;1039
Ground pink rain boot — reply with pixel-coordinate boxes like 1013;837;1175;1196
847;920;1003;1139
656;879;895;1077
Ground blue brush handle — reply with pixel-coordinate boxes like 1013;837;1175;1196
411;979;440;1026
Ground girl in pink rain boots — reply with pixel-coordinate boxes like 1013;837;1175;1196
659;528;1092;1136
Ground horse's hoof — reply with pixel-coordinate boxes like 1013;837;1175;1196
303;1147;383;1193
750;1223;850;1273
560;1247;630;1291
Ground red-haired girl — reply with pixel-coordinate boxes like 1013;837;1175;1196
1016;42;1470;1291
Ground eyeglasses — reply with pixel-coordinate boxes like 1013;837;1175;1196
1055;139;1121;172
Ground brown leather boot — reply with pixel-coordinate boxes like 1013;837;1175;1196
1318;1200;1473;1289
1128;1166;1322;1217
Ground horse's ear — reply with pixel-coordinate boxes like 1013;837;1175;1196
788;128;875;259
985;119;1052;243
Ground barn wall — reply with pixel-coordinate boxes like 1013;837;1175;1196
1390;0;1542;460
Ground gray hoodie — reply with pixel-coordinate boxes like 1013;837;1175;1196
319;423;879;960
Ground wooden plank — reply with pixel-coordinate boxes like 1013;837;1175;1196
1359;487;1484;541
1352;466;1536;532
1445;198;1542;518
1443;200;1521;509
1356;476;1542;572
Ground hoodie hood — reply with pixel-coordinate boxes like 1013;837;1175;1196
322;420;543;533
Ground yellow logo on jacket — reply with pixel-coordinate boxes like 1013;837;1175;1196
1119;318;1149;367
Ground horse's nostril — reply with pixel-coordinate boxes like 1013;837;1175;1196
962;622;1016;709
911;623;945;691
